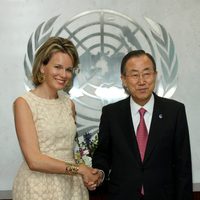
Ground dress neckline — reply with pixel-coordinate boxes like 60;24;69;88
27;91;63;104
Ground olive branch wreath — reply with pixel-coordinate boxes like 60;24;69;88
145;17;178;98
23;14;178;166
24;15;178;98
24;16;59;89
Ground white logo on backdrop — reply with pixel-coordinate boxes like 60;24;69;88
24;10;178;138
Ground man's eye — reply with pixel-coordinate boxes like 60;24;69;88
132;74;139;78
143;72;150;76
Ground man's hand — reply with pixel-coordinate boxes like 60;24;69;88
86;169;104;190
78;164;104;190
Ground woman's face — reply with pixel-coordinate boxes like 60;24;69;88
40;52;74;91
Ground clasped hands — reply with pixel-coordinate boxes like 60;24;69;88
79;164;103;191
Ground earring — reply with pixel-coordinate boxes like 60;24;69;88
37;72;45;83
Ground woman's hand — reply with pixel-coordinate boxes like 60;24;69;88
78;164;103;190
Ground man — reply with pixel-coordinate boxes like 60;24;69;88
92;50;192;200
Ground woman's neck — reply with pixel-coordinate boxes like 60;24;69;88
33;84;58;99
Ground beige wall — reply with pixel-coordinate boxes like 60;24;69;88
0;0;200;198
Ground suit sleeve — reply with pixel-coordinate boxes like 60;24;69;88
174;104;193;200
92;106;111;178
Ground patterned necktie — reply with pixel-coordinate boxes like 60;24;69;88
136;108;148;195
136;108;148;161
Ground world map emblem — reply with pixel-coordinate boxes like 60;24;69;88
24;9;178;139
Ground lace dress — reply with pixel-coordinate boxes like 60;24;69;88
12;91;89;200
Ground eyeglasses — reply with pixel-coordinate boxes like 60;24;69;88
125;70;155;81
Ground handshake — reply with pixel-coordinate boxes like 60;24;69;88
78;164;104;191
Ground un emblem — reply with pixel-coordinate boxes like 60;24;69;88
24;10;178;138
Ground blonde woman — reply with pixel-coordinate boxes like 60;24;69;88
12;37;100;200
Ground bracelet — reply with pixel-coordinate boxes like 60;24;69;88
65;163;79;175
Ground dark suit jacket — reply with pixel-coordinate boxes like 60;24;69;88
92;94;192;200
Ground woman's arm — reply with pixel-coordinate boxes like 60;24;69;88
14;97;67;173
13;97;97;180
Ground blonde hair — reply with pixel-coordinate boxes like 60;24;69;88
32;36;79;91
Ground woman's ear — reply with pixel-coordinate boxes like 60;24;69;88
40;65;45;74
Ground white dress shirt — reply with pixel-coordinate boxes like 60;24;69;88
130;94;154;134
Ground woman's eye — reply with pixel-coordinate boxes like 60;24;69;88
54;66;61;69
65;68;73;73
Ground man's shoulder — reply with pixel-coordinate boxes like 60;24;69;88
103;97;129;110
154;94;185;108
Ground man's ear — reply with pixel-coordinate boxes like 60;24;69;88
121;74;127;88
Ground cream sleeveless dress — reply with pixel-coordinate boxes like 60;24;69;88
12;91;89;200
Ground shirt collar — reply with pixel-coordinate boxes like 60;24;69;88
130;94;154;115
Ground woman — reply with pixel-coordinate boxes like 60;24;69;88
12;37;99;200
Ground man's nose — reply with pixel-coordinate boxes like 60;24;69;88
138;74;145;83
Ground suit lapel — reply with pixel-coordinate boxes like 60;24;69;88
143;94;164;163
120;97;142;165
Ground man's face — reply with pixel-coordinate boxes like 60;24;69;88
121;55;157;106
